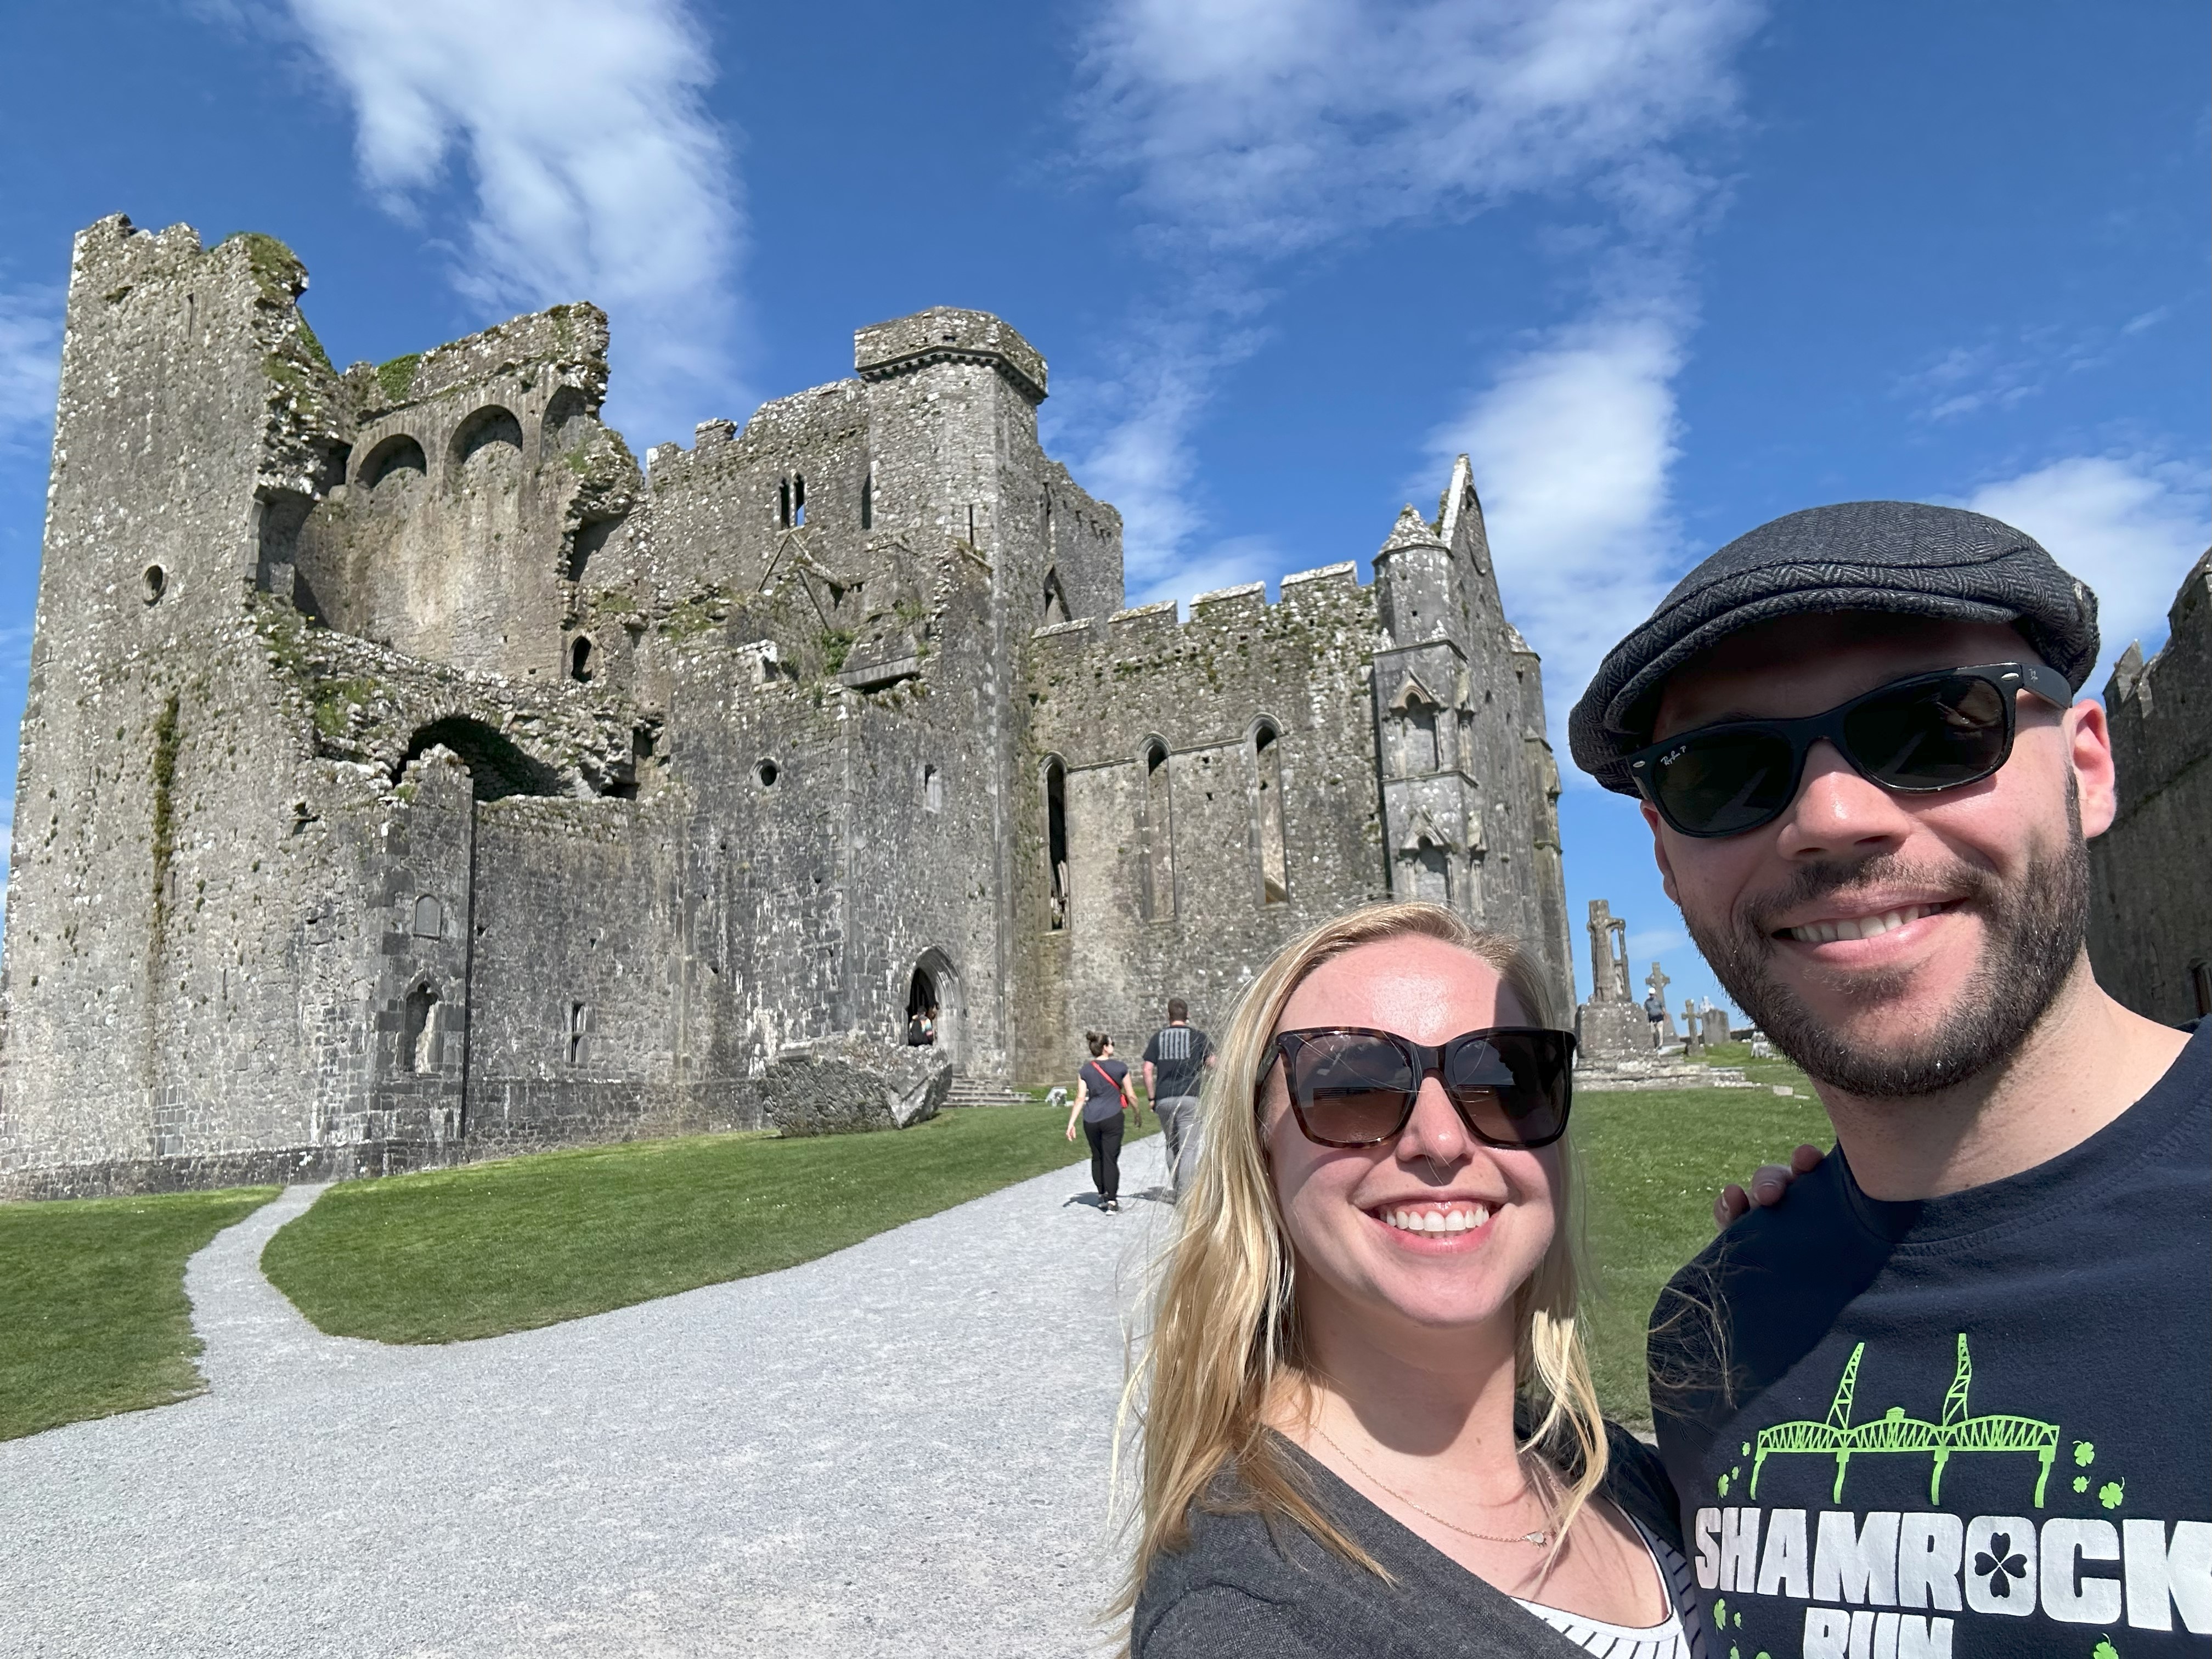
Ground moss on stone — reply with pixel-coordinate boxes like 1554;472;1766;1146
375;353;423;404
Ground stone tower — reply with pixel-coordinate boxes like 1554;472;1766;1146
0;217;1577;1197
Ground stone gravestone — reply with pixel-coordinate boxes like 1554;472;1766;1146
1703;1005;1731;1045
1682;999;1705;1058
1575;900;1650;1062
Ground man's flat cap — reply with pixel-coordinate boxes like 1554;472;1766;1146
1568;500;2099;795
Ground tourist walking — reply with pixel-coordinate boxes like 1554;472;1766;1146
1124;901;1709;1657
1065;1031;1139;1213
1141;1000;1215;1197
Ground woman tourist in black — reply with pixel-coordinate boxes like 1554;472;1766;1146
1120;902;1712;1658
1066;1031;1140;1214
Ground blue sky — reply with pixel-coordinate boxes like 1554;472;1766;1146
0;0;2204;1016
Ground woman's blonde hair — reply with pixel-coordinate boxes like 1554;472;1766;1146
1116;901;1605;1607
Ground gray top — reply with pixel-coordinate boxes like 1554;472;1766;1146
1131;1426;1690;1659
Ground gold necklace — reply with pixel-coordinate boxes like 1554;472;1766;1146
1310;1421;1552;1546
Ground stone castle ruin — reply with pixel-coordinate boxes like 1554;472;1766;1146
0;216;1574;1198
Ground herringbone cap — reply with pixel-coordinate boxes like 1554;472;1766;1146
1569;500;2100;795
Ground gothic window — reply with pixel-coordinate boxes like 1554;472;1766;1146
1409;838;1450;905
924;764;943;813
410;896;443;939
565;1001;588;1065
1043;758;1070;932
1140;740;1174;921
1042;568;1071;625
400;984;438;1074
1254;724;1289;906
1405;703;1440;774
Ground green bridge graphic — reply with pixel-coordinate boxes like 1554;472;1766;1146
1750;1334;2059;1506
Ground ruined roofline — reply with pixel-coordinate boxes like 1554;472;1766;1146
344;302;612;423
854;307;1048;404
2104;546;2210;708
1029;561;1367;650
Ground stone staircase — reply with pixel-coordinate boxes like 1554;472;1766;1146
943;1070;1039;1109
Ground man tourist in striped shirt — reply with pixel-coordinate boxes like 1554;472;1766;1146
1142;999;1216;1198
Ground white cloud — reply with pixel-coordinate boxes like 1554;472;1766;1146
1962;454;2211;695
279;0;744;447
0;286;62;458
1068;0;1759;613
1425;298;1689;760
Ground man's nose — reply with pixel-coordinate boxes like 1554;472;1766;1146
1773;739;1916;860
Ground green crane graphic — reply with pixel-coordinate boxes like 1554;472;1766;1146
1749;1335;2058;1506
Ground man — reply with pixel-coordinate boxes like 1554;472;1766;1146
1569;501;2209;1658
1142;998;1215;1198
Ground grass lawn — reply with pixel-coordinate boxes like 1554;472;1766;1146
263;1103;1158;1345
1576;1070;1831;1428
0;1186;278;1442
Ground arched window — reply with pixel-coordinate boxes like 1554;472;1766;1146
449;405;523;489
400;984;438;1074
1043;758;1070;932
569;635;594;682
565;1000;588;1065
1140;740;1174;921
792;472;806;527
1042;568;1070;625
1254;724;1289;906
923;764;943;813
357;433;427;494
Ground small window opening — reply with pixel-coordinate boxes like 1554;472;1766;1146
400;984;438;1074
777;477;791;528
967;504;977;546
755;758;779;788
1044;758;1070;932
923;764;943;813
1042;568;1070;625
569;635;594;682
792;472;806;527
1142;741;1174;921
565;1000;588;1065
861;469;873;531
1255;725;1289;906
410;896;443;939
143;565;166;606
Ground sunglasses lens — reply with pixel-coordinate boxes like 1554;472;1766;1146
1650;727;1799;836
1291;1032;1415;1144
1843;674;2008;790
1444;1032;1570;1147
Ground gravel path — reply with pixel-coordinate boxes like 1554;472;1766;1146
1;1139;1175;1658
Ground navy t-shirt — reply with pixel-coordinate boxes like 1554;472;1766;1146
1650;1022;2210;1659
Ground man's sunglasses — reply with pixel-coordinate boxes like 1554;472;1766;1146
1265;1026;1576;1150
1623;661;2074;839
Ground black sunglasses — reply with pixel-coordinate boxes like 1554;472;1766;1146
1265;1026;1576;1150
1624;661;2074;839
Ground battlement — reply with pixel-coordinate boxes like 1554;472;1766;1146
855;307;1047;404
1028;561;1373;658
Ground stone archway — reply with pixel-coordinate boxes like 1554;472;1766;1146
904;947;961;1064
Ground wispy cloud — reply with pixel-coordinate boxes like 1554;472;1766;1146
268;0;744;447
0;286;63;460
1961;453;2211;694
1069;0;1761;613
1425;295;1689;750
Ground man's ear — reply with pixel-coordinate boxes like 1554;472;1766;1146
2066;698;2119;839
1640;800;1682;904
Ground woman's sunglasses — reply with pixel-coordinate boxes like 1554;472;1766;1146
1623;661;2073;839
1265;1026;1576;1150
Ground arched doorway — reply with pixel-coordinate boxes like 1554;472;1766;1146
903;948;960;1062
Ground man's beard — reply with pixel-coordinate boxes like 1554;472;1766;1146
1684;806;2091;1099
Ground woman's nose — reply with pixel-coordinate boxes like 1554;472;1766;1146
1395;1076;1471;1169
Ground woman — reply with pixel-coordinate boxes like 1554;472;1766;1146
1066;1031;1141;1214
1124;902;1708;1657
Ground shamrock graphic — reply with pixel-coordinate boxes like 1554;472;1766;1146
2074;1441;2096;1467
2074;1476;2091;1494
1974;1532;2030;1599
2092;1639;2119;1659
2099;1480;2125;1510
